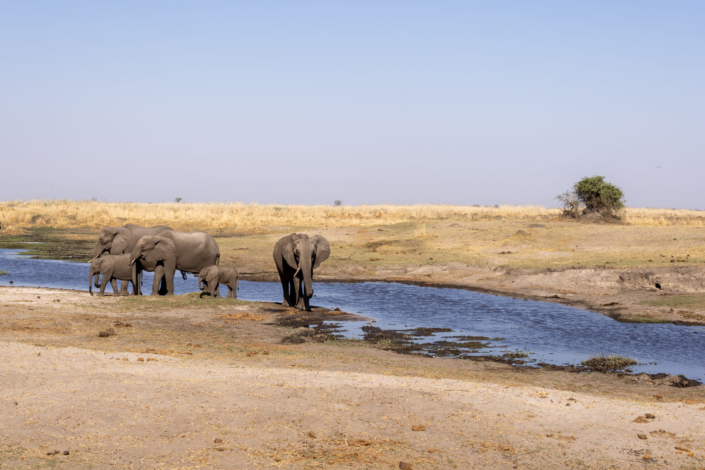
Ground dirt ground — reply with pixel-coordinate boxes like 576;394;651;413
2;286;705;469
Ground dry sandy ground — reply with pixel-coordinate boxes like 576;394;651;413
2;341;705;470
1;288;705;469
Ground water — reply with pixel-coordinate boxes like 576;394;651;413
1;248;704;380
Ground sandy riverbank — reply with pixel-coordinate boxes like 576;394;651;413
1;287;705;469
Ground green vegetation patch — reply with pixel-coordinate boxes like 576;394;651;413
581;353;636;372
0;227;95;261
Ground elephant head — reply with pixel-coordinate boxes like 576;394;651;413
282;234;330;298
129;236;176;266
91;226;132;261
198;266;218;290
88;258;105;295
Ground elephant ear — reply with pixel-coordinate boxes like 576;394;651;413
312;235;330;269
206;266;219;285
145;237;176;264
110;227;132;255
281;235;297;269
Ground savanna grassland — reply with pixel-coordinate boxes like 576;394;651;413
2;200;705;323
3;201;705;469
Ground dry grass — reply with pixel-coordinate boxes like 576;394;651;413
1;200;703;232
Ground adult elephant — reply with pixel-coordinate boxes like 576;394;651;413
90;224;173;294
129;231;220;296
90;224;173;260
273;233;330;311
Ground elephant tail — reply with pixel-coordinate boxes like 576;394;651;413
180;270;187;281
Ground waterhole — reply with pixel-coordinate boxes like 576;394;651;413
1;248;703;380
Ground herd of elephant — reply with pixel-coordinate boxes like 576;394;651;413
88;224;330;311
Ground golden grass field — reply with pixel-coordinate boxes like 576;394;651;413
1;199;704;232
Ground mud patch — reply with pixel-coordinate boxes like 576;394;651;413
279;317;345;344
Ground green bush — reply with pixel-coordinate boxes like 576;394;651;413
574;176;625;214
557;176;625;219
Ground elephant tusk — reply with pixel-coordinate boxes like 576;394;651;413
87;255;99;264
293;266;300;277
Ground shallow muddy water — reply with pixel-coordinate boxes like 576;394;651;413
1;248;704;379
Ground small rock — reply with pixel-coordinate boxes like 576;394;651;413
273;456;282;462
566;403;570;406
642;454;651;460
54;450;60;455
637;433;648;440
216;447;225;452
633;416;650;423
308;431;317;438
63;450;69;455
37;352;41;356
411;424;427;432
13;401;18;405
137;358;144;362
214;438;223;443
399;462;413;470
98;331;109;337
644;413;656;419
675;445;691;452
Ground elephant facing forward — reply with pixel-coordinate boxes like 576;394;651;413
273;233;330;311
198;265;239;299
129;231;220;295
89;254;139;296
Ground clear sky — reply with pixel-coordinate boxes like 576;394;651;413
1;1;703;208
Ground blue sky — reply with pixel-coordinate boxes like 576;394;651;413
1;1;703;207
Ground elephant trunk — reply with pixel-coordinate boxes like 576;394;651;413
91;244;106;260
300;255;314;298
129;247;141;266
89;267;95;295
131;262;139;295
198;277;203;290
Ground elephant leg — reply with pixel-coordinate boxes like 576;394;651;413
101;269;114;296
164;260;176;295
303;293;311;311
279;276;292;306
292;277;305;310
229;284;236;299
214;284;221;298
118;280;129;296
151;266;164;296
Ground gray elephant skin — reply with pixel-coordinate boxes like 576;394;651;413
91;223;173;259
198;265;239;299
89;254;139;296
273;233;330;311
129;231;220;296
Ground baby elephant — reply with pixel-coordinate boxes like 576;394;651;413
89;254;138;296
198;265;239;299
